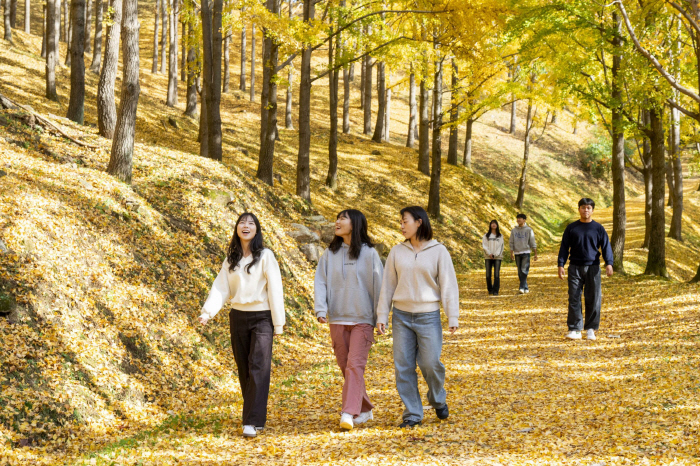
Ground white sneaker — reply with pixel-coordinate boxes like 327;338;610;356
519;289;525;294
566;330;582;340
586;329;596;340
524;289;530;294
242;425;257;437
340;412;354;430
354;410;373;425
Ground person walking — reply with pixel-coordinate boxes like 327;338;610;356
315;209;384;431
376;206;460;428
482;220;504;296
199;213;285;438
509;213;537;294
558;198;613;341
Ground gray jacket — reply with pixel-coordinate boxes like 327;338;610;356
314;243;384;325
509;225;537;254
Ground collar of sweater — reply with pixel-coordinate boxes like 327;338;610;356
399;239;441;254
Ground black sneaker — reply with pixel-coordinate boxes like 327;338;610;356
398;419;422;428
435;404;449;420
493;292;499;296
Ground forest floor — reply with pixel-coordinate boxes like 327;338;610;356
1;4;700;465
59;191;700;465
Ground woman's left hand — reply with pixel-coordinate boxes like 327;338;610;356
448;326;458;334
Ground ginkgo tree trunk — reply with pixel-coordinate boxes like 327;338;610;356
427;44;443;218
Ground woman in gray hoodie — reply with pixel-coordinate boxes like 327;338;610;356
376;206;460;428
314;209;384;431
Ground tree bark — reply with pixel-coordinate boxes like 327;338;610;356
159;0;167;73
463;118;473;169
23;0;29;33
384;81;391;142
406;70;416;148
257;0;279;184
668;103;683;240
372;61;385;142
447;60;460;165
200;0;222;160
690;263;700;283
184;17;197;117
258;26;270;149
295;0;314;201
510;99;517;134
610;11;626;273
180;14;185;81
551;111;557;124
84;0;91;53
41;4;47;57
645;105;668;277
45;0;58;99
223;2;229;93
199;83;208;153
166;0;178;106
249;23;255;101
363;57;372;135
665;158;674;207
106;0;139;184
239;21;246;90
66;0;86;124
285;63;294;129
418;78;430;175
359;52;365;110
325;24;339;189
64;4;72;66
427;54;443;218
515;99;534;210
9;0;15;29
96;0;122;138
152;0;158;72
89;0;102;72
61;0;66;42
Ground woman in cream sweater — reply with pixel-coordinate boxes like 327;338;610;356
199;212;285;438
376;206;460;428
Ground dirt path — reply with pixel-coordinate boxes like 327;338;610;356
69;195;700;465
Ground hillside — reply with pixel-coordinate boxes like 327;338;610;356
1;5;700;465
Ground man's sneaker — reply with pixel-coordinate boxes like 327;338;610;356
354;410;373;425
435;404;449;420
586;329;596;340
566;330;582;340
519;289;525;294
242;425;257;437
340;412;353;430
398;419;421;428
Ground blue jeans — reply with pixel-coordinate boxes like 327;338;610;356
514;253;531;290
392;308;446;422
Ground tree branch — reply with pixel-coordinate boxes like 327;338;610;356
310;36;407;82
616;0;700;105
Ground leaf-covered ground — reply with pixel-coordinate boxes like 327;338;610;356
2;6;700;465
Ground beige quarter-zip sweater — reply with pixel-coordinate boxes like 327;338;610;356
200;249;286;334
376;240;460;327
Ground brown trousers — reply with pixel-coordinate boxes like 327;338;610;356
329;323;375;416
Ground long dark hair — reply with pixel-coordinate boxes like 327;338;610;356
227;213;264;273
328;209;375;260
400;206;433;241
485;219;502;238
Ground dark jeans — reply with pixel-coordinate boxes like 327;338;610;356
567;264;602;331
229;309;274;427
514;253;531;290
485;259;501;294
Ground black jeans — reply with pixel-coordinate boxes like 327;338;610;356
485;259;501;294
229;309;274;427
514;253;531;291
567;264;602;331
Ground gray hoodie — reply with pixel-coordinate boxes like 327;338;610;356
376;240;460;327
509;225;537;254
314;243;384;325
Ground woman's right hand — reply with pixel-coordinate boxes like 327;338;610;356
376;323;386;335
198;316;209;326
318;317;328;324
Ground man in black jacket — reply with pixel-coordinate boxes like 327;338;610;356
557;198;614;340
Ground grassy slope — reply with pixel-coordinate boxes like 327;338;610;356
0;3;699;463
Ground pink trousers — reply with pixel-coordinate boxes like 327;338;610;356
329;323;375;416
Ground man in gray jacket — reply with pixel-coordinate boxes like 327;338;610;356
509;213;537;293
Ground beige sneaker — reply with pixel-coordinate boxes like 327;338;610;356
354;410;373;425
586;329;596;340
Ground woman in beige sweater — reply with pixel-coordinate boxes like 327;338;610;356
376;206;460;428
